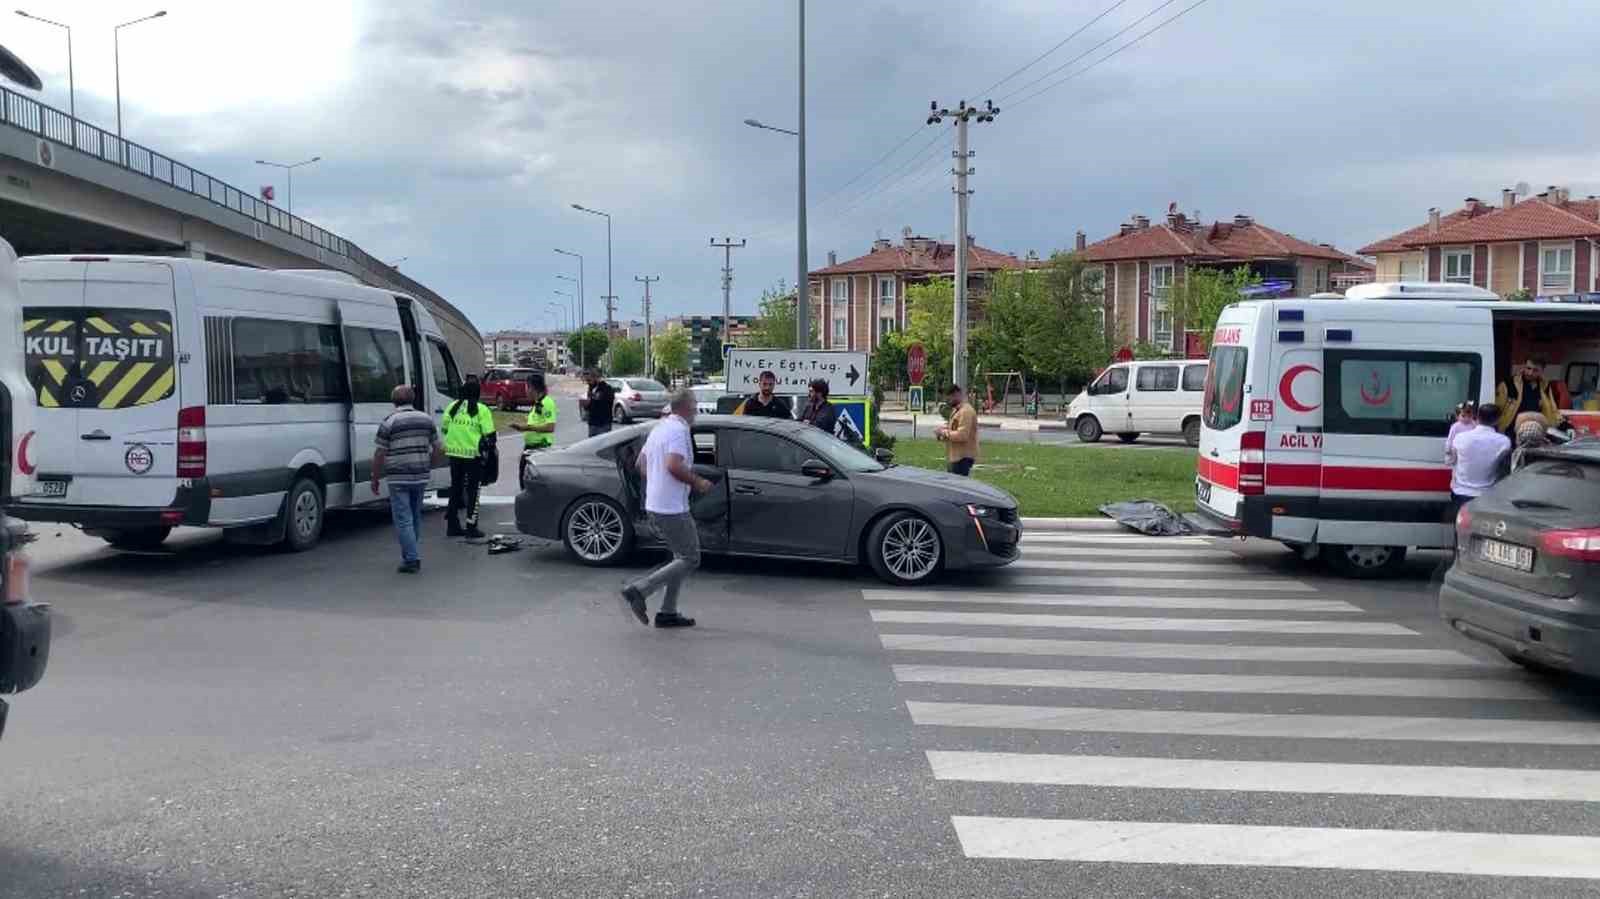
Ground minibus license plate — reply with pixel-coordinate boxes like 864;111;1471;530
1480;539;1533;572
1195;478;1212;505
35;479;68;498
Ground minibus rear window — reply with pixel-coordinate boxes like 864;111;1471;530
1203;346;1248;430
23;307;176;409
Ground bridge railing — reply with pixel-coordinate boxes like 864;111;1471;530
0;84;469;332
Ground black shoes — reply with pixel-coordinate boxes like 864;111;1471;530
446;521;465;537
398;561;421;574
654;612;696;629
619;585;649;625
463;525;486;540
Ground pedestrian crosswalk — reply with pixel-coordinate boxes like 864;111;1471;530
863;528;1600;884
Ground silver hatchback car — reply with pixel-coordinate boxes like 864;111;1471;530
607;377;669;423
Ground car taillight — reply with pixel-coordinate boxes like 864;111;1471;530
177;406;206;478
1238;430;1266;495
630;392;643;402
4;544;30;605
1539;527;1600;562
1455;505;1472;534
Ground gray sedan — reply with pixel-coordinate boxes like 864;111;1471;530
513;416;1021;585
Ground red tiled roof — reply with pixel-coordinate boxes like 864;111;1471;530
810;240;1024;277
1408;198;1600;246
1079;218;1351;264
1356;206;1486;255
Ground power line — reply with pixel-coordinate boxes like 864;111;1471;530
807;123;932;212
995;0;1183;105
825;128;951;223
970;0;1135;98
1007;0;1214;110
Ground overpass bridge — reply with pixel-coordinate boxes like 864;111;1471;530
0;85;483;375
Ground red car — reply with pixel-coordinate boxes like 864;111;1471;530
480;368;540;410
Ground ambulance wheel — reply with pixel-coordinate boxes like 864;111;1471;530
1183;418;1201;447
280;477;325;552
1321;543;1406;578
562;495;633;566
1075;416;1103;443
1116;432;1140;443
101;526;171;550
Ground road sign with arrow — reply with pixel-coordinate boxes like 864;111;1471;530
724;348;868;397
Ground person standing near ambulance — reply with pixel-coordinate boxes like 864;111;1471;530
1450;403;1511;514
441;379;496;538
1496;359;1558;435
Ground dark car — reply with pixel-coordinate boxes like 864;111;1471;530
1439;439;1600;677
0;514;49;740
513;416;1020;585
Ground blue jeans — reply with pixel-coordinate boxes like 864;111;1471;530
388;482;427;563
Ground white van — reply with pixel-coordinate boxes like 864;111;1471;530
1067;359;1209;446
1194;281;1600;576
7;256;468;551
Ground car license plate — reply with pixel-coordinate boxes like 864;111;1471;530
1480;539;1533;572
1196;478;1213;505
35;479;68;498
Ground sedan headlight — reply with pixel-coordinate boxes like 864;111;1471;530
964;504;996;519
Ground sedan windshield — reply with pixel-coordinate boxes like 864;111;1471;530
791;426;884;473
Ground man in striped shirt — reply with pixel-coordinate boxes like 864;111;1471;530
372;385;444;573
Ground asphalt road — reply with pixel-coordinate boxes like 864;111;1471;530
5;396;1599;897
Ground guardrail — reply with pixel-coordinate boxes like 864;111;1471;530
0;85;469;333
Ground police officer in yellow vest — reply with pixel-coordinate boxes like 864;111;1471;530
441;378;496;538
511;372;558;488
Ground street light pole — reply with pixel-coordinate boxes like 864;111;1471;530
797;0;809;349
255;156;321;216
571;205;614;345
554;248;586;370
114;10;166;150
15;11;73;122
635;275;659;377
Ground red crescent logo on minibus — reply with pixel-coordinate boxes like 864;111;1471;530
16;431;35;475
1278;365;1320;413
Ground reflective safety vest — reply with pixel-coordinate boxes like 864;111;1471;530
441;400;495;459
525;395;558;448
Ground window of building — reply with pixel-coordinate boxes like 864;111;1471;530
1323;350;1480;437
1135;365;1179;392
344;326;407;404
1443;249;1473;284
1314;267;1327;291
1082;267;1105;298
1542;244;1575;292
878;276;897;344
831;278;849;346
1150;263;1174;350
231;317;346;405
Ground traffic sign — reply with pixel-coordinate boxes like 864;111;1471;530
906;342;926;385
725;348;868;396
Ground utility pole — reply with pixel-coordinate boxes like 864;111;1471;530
796;0;810;350
635;276;660;377
927;99;998;391
710;237;746;352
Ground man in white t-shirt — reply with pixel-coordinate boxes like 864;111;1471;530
1450;402;1512;514
620;390;713;628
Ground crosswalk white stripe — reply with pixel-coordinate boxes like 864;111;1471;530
907;701;1600;745
894;665;1553;700
927;751;1600;801
950;816;1600;878
1022;534;1216;546
878;634;1482;665
864;590;1360;613
870;610;1413;636
1004;576;1317;593
1021;547;1237;560
1012;560;1257;574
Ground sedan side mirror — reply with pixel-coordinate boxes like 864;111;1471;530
800;459;833;480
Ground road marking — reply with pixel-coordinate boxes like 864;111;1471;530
1002;575;1317;592
894;665;1553;700
950;816;1600;878
870;610;1413;635
1021;534;1216;546
1012;560;1266;574
1021;547;1238;560
907;701;1600;744
927;751;1600;801
863;590;1360;613
877;634;1482;665
477;495;517;507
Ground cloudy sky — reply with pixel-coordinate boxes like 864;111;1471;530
10;0;1599;333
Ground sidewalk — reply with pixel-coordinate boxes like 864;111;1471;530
880;410;1071;432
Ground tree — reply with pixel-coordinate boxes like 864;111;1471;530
868;333;908;392
567;327;609;368
1167;265;1262;351
698;334;724;375
904;280;957;389
652;327;691;379
609;337;646;376
746;280;816;349
495;351;511;365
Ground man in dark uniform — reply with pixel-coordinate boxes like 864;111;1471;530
580;368;617;437
736;370;792;418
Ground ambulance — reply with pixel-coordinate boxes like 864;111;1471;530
7;256;467;551
1194;281;1600;576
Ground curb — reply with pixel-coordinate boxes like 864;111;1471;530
1020;517;1124;532
880;412;1071;432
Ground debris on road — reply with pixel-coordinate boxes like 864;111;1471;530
1098;500;1193;536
